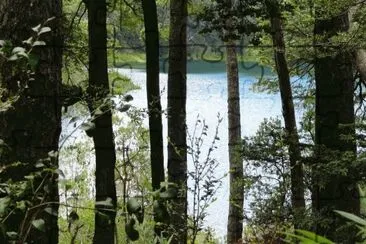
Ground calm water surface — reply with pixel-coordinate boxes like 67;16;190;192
117;64;282;239
60;61;289;240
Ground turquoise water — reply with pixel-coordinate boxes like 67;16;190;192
117;67;283;239
60;63;287;240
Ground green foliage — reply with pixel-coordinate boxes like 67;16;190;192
187;115;223;243
282;229;334;244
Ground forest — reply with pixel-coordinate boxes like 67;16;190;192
1;0;366;243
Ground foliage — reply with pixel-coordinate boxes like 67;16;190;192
187;114;224;243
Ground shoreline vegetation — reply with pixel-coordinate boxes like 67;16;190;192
109;51;273;75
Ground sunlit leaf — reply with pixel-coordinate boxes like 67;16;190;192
23;37;33;45
335;210;366;226
45;207;58;217
39;27;51;35
96;197;114;208
33;41;46;47
32;219;45;232
32;24;42;33
127;198;141;214
0;197;11;216
12;47;26;54
295;230;334;244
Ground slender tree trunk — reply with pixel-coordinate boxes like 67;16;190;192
225;40;244;244
313;9;359;242
167;0;188;242
267;1;305;228
0;0;63;243
142;0;164;194
86;0;117;243
142;0;166;237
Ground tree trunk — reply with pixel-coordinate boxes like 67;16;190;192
313;9;359;242
167;0;188;243
0;0;63;243
87;0;117;243
267;1;305;228
142;0;164;195
225;40;244;244
142;0;166;237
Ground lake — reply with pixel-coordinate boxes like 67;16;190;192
59;60;288;241
116;61;282;240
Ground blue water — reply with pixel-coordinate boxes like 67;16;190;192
59;65;292;241
116;68;283;239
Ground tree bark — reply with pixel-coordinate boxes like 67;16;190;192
142;0;166;237
141;0;164;195
167;0;188;243
0;0;63;243
313;9;359;242
225;39;244;244
267;1;305;228
86;0;117;243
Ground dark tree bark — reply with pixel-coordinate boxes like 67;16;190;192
86;0;117;243
225;39;244;244
167;0;188;242
313;9;359;242
141;0;164;193
142;0;166;237
0;0;63;243
266;0;305;228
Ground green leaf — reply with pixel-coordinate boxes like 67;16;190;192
159;186;178;200
94;108;104;116
12;47;26;54
32;24;42;33
48;150;58;158
335;210;366;226
32;219;45;232
16;201;27;212
55;169;65;178
281;232;317;243
0;197;11;216
95;197;114;208
44;207;58;217
23;37;33;45
39;27;51;35
16;52;28;59
0;40;5;47
45;17;56;24
24;175;34;180
8;55;18;61
295;230;334;244
32;41;46;47
81;121;95;137
127;198;141;214
6;231;18;240
35;162;45;168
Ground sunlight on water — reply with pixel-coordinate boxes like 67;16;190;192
117;68;282;239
